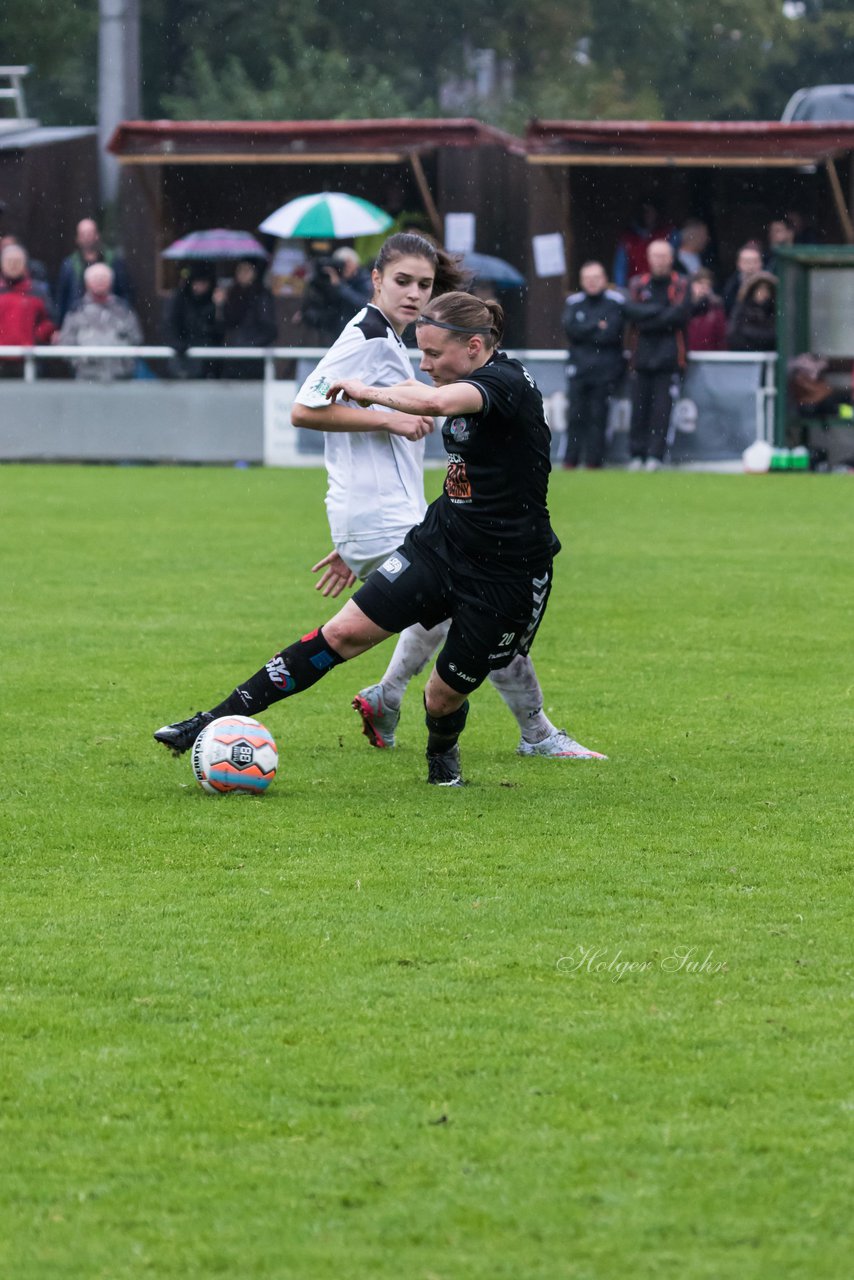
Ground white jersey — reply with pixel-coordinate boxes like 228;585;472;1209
293;304;427;544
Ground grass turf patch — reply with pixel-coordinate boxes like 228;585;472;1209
0;465;851;1278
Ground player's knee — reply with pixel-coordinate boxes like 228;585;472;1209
424;676;468;719
323;601;388;660
424;694;469;737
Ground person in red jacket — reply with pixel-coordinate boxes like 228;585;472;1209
686;269;727;352
0;243;55;376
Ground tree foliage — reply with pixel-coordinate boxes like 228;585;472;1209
2;1;852;128
1;0;98;123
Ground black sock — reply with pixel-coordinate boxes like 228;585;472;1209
210;627;345;719
424;698;469;754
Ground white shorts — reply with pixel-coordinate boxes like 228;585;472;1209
336;529;414;581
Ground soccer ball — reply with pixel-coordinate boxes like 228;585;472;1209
191;715;278;795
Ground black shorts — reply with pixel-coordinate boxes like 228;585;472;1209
352;534;553;695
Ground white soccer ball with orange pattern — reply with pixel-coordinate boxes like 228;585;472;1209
191;715;278;795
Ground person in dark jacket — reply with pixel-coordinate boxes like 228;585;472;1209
624;240;691;470
298;247;373;344
727;272;777;353
562;261;625;468
56;218;132;324
721;244;763;317
167;262;225;379
222;258;278;379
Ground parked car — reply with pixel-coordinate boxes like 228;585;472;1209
782;86;854;122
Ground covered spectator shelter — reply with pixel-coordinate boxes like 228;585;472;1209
108;118;527;339
523;121;854;347
0;123;98;282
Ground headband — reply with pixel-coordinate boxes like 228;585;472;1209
416;315;493;336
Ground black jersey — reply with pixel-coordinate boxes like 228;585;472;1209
416;351;559;579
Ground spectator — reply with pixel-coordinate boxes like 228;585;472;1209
721;244;763;316
675;218;714;278
0;234;54;317
686;269;727;352
0;242;55;376
788;352;852;418
765;218;795;277
55;218;132;323
56;263;143;381
331;248;373;306
613;201;675;287
561;261;625;468
623;239;691;470
785;209;820;245
167;262;225;379
727;272;777;353
222;258;278;379
298;246;374;343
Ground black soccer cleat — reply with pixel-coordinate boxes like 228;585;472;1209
153;710;213;757
426;744;465;787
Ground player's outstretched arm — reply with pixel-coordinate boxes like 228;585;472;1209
326;377;483;418
291;400;432;441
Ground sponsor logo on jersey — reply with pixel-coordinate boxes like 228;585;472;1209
266;655;296;691
445;459;472;501
309;375;331;397
447;416;470;443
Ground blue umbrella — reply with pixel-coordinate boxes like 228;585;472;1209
462;251;526;288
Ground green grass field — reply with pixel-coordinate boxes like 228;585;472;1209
1;464;851;1279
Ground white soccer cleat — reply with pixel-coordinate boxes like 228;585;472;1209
517;728;608;759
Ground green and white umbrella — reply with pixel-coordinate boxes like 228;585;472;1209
259;192;393;240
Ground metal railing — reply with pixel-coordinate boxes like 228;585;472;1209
0;345;779;444
0;65;30;119
0;346;327;383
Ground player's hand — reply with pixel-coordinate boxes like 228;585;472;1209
386;413;434;442
326;377;373;406
311;550;357;598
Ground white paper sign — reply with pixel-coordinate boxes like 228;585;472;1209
263;379;302;467
532;233;566;278
445;212;476;254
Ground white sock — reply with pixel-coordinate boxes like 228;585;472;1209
488;654;557;743
379;621;451;709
